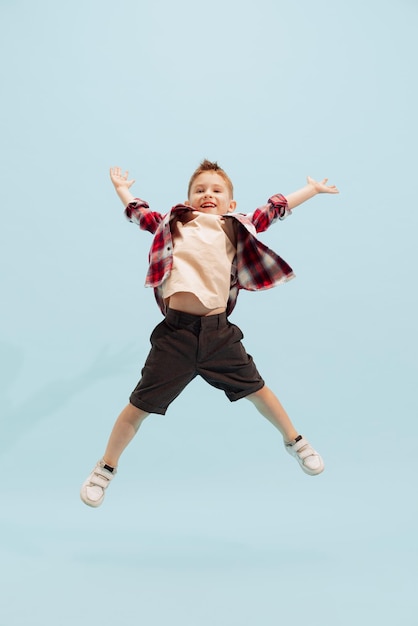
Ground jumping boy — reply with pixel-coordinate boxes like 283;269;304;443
81;160;339;507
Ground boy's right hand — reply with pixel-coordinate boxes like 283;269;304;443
110;166;136;207
110;166;135;190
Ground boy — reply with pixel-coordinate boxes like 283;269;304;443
81;160;339;507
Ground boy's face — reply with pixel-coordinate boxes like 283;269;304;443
186;172;236;215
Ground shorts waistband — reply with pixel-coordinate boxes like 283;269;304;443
165;308;228;330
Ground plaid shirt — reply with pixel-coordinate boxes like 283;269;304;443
125;194;295;316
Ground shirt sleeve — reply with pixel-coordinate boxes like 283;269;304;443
251;194;292;233
124;198;164;234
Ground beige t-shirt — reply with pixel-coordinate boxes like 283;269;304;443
162;212;237;309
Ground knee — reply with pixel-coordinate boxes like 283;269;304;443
126;403;149;428
245;385;267;402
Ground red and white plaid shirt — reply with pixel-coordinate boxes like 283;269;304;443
125;194;295;316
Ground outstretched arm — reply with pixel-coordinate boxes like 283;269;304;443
109;166;136;206
285;176;339;210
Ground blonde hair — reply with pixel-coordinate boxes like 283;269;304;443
187;159;234;198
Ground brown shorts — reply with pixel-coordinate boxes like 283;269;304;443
129;309;265;415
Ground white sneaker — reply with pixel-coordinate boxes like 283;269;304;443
80;460;116;507
285;436;324;475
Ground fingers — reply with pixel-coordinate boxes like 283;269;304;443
110;166;121;179
110;166;136;189
307;175;339;193
110;166;125;176
110;166;132;181
323;184;339;194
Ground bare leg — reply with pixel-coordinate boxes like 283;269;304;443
246;385;298;442
102;403;149;468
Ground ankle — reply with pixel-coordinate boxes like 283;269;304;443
102;459;117;472
285;434;302;446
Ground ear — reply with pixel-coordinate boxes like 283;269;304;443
184;200;191;206
227;200;237;213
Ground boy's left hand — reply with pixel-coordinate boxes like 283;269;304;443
307;176;339;194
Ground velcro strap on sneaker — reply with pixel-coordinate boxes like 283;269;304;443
90;469;112;488
295;444;316;460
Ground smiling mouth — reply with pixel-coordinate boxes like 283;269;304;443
200;202;216;208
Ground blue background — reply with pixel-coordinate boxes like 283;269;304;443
1;0;417;624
